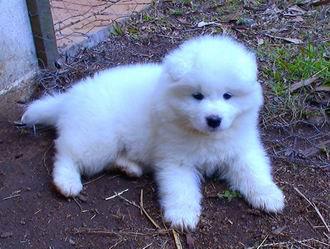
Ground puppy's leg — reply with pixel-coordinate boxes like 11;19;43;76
224;146;284;213
156;163;202;231
53;154;83;197
113;156;143;177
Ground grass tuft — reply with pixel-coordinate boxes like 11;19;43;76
218;190;241;201
267;43;330;95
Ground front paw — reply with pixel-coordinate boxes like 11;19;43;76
163;205;201;231
246;184;285;213
53;176;83;197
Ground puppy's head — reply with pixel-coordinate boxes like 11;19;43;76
162;35;263;134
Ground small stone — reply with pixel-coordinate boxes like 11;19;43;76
1;232;13;238
69;238;75;245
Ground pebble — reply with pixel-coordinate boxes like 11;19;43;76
69;238;76;245
1;232;13;239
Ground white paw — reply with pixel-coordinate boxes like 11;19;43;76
163;205;201;231
247;184;285;213
53;176;83;197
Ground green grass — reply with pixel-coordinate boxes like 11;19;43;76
216;0;242;14
266;43;329;96
142;14;154;22
169;8;184;16
111;22;124;36
177;0;191;5
259;43;329;124
217;190;241;201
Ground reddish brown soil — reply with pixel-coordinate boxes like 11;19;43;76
0;110;329;249
1;1;329;248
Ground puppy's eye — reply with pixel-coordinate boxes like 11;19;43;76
223;93;232;100
192;92;204;101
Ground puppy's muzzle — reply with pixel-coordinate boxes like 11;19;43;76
206;115;221;128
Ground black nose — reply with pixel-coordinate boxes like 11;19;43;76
206;115;221;128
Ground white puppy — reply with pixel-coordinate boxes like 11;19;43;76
22;35;284;230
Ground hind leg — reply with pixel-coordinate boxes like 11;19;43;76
113;156;143;178
53;154;83;197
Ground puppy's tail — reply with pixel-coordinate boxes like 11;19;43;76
21;94;65;126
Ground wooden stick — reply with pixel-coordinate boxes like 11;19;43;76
294;187;330;233
140;189;161;229
256;235;268;249
172;230;183;249
105;189;129;200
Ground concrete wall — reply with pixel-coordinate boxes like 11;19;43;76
0;0;38;95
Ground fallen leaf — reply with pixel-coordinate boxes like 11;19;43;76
281;37;303;44
288;5;306;15
268;27;288;33
264;4;282;15
291;16;304;22
265;34;303;44
300;0;330;7
312;0;330;6
289;76;318;92
197;21;218;28
315;86;330;92
302;139;330;158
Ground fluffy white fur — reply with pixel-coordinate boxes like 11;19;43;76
22;35;285;230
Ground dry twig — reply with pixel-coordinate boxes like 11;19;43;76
256;235;269;249
83;174;108;186
141;242;153;249
256;238;329;248
2;194;21;200
73;197;88;213
302;139;330;158
140;189;161;229
73;227;168;237
105;189;129;200
294;187;330;233
172;230;183;249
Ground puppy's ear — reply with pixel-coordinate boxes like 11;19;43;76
163;47;195;82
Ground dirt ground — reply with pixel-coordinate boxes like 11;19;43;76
0;1;329;248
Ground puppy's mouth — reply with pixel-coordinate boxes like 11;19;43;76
207;127;220;132
175;116;224;136
193;125;224;135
